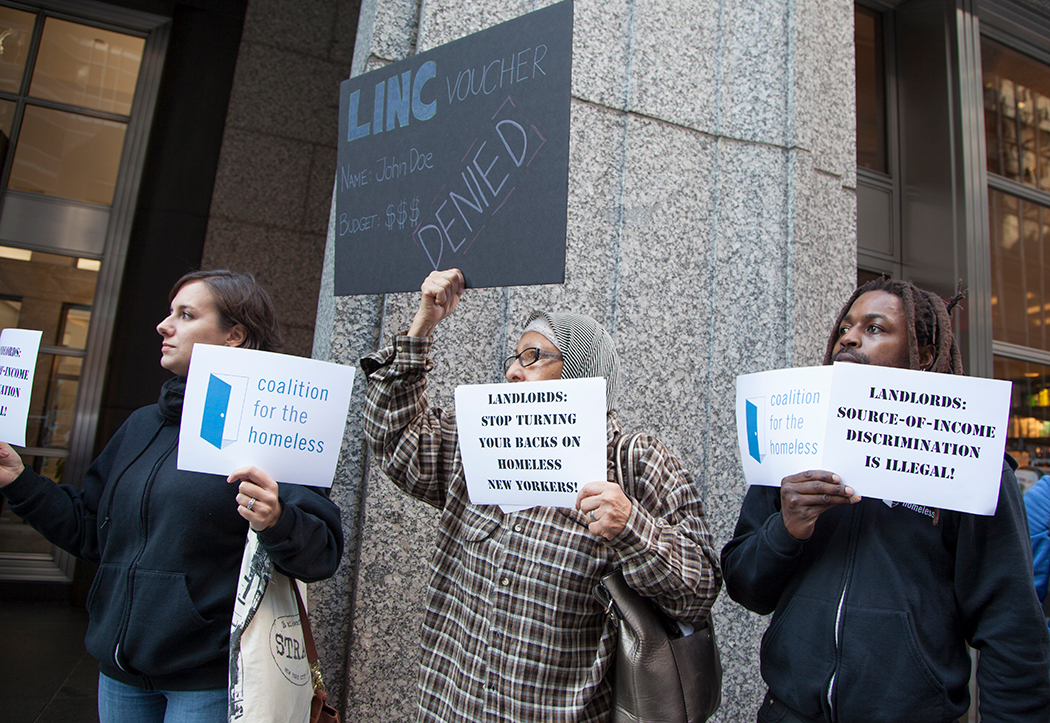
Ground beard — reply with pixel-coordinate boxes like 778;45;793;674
832;349;870;364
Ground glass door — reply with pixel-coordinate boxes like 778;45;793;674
0;2;167;581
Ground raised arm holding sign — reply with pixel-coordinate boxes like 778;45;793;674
359;268;721;722
721;278;1050;723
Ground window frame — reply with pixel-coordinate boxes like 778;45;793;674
856;0;904;280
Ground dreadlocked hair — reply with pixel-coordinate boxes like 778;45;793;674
821;277;966;375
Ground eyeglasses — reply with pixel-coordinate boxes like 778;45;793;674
503;348;563;372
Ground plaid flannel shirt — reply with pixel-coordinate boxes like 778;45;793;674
361;335;721;723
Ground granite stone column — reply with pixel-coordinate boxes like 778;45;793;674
310;1;856;720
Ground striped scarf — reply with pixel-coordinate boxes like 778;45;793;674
523;311;620;410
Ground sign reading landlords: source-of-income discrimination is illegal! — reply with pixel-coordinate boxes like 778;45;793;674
335;0;573;295
736;363;1011;515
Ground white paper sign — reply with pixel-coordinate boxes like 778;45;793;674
0;328;42;446
736;363;1011;515
735;365;834;487
821;362;1010;515
178;345;355;487
455;377;607;508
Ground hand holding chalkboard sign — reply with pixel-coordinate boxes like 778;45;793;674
779;469;861;540
408;268;466;337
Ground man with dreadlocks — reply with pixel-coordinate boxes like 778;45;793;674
721;278;1050;723
360;268;721;722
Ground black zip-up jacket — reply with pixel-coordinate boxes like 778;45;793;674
1;378;343;690
721;456;1050;723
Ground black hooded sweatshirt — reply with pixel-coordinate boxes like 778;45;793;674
721;456;1050;723
2;377;343;690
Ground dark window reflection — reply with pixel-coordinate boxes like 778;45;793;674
856;5;887;173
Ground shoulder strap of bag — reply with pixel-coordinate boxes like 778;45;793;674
614;431;644;498
293;582;325;693
293;585;341;723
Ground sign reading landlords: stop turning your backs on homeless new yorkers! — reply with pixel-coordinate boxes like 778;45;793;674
178;345;355;488
334;0;572;295
456;376;606;509
735;362;1011;515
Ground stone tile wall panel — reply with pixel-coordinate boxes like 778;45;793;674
628;0;721;132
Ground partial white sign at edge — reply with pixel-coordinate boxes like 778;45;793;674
0;328;43;447
178;345;355;487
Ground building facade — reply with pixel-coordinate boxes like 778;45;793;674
2;0;1050;721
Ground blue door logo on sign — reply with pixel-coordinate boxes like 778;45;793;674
746;397;764;463
201;373;248;449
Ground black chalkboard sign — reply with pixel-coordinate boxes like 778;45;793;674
334;0;572;295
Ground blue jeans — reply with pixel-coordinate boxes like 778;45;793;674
97;673;227;723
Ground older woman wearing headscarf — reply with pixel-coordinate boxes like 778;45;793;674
361;269;721;723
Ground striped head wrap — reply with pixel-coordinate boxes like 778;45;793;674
522;310;620;410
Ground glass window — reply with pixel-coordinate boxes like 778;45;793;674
8;104;127;203
0;97;15;159
983;38;1050;192
0;238;96;563
858;268;887;287
0;7;35;94
988;189;1050;351
30;17;143;115
0;293;19;328
856;5;887;173
59;304;89;348
0;4;162;581
30;352;81;451
996;356;1050;485
0;250;94;479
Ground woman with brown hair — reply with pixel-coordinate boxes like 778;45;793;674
0;269;342;723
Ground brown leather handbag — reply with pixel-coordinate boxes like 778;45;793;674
593;432;722;723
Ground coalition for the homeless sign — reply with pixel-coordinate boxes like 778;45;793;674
335;0;572;294
455;377;606;508
736;363;1011;515
178;345;355;488
0;328;42;447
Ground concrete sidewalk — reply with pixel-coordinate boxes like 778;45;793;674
0;601;97;723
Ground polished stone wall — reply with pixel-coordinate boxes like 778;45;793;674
200;0;361;357
194;0;370;711
311;1;857;720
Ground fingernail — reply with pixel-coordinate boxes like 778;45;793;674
844;486;854;496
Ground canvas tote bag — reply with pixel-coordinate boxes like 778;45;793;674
228;530;313;723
